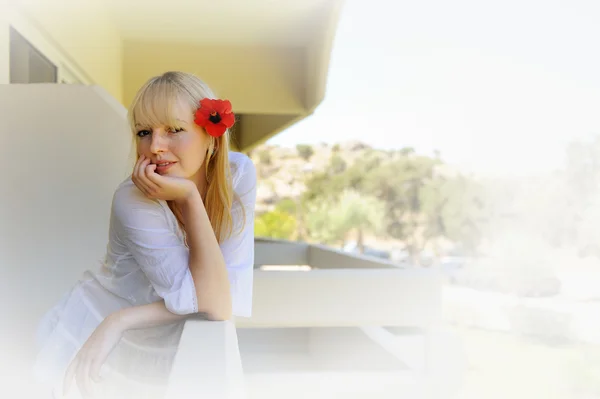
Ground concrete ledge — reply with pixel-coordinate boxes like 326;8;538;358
236;269;443;329
165;318;246;399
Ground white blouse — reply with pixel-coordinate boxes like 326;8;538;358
98;150;256;317
33;151;257;398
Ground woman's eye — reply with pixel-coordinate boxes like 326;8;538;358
136;130;151;137
168;127;184;133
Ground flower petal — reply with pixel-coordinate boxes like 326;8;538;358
219;112;235;128
197;106;212;117
200;98;214;110
211;101;225;115
194;110;209;127
219;100;231;114
205;122;226;137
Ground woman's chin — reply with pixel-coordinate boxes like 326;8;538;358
157;170;184;178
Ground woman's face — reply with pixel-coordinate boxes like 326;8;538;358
135;99;210;186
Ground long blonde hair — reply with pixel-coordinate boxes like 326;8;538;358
127;71;242;243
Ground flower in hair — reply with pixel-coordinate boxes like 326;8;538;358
194;98;235;137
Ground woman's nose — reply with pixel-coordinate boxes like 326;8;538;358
149;132;168;153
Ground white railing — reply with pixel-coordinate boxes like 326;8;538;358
165;318;245;399
246;237;442;328
168;238;443;398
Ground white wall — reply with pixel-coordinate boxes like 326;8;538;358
0;2;9;84
0;84;132;392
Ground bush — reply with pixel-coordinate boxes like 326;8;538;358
258;149;272;165
254;210;297;240
296;144;314;161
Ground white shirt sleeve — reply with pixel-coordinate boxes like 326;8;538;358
221;156;257;318
111;183;198;315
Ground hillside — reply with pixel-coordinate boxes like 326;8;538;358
248;141;461;214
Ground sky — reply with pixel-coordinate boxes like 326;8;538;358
267;0;600;177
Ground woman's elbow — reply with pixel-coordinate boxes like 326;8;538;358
196;302;232;321
195;289;233;321
209;312;232;321
199;309;232;321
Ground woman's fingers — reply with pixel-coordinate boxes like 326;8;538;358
133;156;158;197
63;355;78;396
133;155;162;198
65;353;95;399
77;356;95;398
90;356;103;383
144;164;166;186
139;162;161;196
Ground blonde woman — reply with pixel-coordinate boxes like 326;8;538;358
33;71;257;398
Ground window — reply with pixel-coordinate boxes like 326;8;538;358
9;26;57;84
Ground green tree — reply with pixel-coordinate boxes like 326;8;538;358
304;200;348;246
399;147;416;156
296;144;314;161
254;210;297;240
330;154;347;174
300;144;489;260
303;149;383;204
420;174;488;256
360;155;440;252
258;149;272;165
305;190;385;252
275;198;297;214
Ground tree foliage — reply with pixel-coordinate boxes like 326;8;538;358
254;209;297;240
296;144;314;161
301;146;487;257
305;190;385;251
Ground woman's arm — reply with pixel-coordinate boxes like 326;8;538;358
112;187;232;328
64;300;194;396
114;300;187;330
111;189;232;329
176;190;232;320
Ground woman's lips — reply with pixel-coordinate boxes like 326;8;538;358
155;162;176;173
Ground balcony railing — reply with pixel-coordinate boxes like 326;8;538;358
168;238;443;398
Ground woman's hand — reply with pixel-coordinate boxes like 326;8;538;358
132;154;197;202
63;313;125;398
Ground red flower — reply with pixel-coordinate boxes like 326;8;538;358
194;98;235;137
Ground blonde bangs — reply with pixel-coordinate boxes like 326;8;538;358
129;79;188;133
